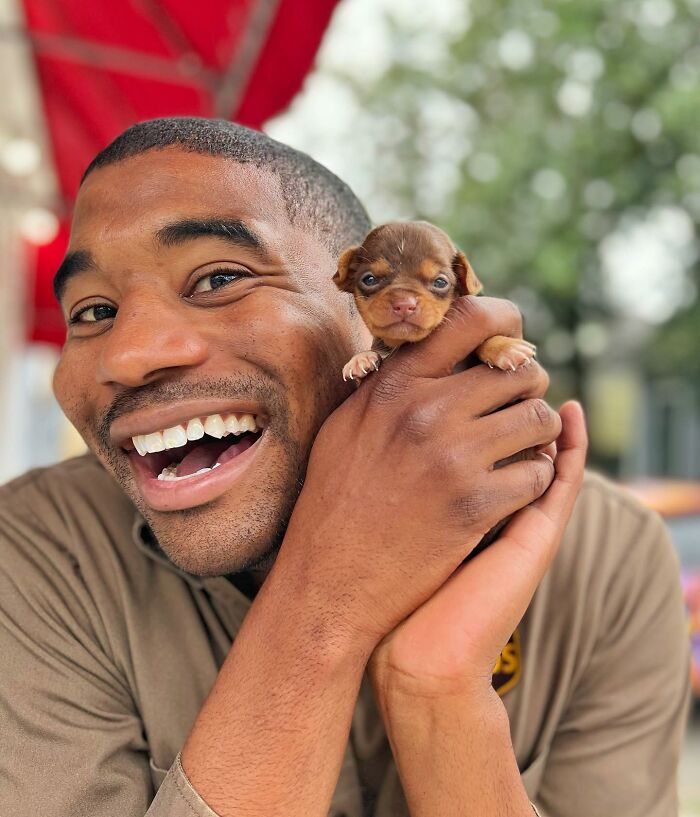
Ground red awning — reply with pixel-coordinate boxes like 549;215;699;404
21;0;339;344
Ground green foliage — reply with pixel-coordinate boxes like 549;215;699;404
325;0;700;391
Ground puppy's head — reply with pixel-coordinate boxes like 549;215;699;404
334;221;482;346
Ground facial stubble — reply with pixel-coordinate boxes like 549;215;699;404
94;375;307;577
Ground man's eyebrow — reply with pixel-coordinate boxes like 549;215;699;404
154;218;266;253
53;250;97;303
53;220;267;304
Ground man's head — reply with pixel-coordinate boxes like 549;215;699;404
53;117;372;576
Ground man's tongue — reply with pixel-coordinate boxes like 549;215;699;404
175;437;255;476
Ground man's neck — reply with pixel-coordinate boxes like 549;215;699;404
226;568;268;600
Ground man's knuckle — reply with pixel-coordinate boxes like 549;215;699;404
450;487;493;528
524;362;550;394
530;460;554;497
528;398;555;430
531;462;550;496
397;405;437;444
501;298;521;321
537;368;551;395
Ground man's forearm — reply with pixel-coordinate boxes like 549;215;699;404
181;554;371;817
378;681;535;817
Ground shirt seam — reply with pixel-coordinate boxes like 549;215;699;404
173;755;216;817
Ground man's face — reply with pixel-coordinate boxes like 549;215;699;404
53;147;369;576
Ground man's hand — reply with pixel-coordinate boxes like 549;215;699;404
275;296;562;652
183;296;566;817
366;401;587;817
369;400;586;697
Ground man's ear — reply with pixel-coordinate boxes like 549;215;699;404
333;246;359;292
452;250;483;296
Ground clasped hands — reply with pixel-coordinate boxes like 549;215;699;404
281;295;587;709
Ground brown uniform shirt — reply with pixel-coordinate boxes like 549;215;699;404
0;454;689;817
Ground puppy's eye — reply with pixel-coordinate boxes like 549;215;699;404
360;273;379;287
432;276;450;290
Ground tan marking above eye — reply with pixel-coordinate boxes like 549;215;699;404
417;257;454;285
365;258;392;277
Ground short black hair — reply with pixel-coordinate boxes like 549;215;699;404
82;117;371;256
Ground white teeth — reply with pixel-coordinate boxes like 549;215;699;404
224;414;241;434
163;425;188;449
239;413;257;433
157;465;213;481
144;432;165;453
131;411;262;456
203;414;226;438
186;418;205;440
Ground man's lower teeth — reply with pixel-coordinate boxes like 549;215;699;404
157;462;222;481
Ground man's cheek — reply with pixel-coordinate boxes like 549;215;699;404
52;354;95;439
53;356;80;423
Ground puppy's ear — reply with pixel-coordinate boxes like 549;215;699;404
333;246;359;292
452;250;483;296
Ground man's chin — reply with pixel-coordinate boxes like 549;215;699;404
121;444;304;578
139;498;288;578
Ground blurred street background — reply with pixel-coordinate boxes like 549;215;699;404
1;0;699;810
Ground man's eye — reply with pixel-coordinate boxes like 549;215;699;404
70;304;117;324
192;268;251;294
432;277;450;290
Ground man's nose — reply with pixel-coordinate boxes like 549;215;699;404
391;296;418;317
96;298;209;387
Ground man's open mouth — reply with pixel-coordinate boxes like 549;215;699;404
128;411;264;481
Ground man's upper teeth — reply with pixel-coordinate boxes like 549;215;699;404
131;413;261;456
203;414;226;438
163;426;187;449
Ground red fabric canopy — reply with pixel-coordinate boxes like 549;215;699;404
21;0;339;345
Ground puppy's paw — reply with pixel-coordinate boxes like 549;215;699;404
476;336;537;372
342;351;382;381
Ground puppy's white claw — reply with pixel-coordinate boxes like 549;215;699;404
343;350;381;382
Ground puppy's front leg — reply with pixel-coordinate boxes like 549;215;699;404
475;335;537;371
342;350;382;381
342;339;395;382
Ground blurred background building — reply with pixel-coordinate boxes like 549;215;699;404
1;0;700;808
1;0;698;487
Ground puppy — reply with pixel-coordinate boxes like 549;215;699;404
333;221;536;381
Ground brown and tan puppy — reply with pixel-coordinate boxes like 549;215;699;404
334;220;536;381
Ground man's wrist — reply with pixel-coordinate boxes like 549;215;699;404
373;669;505;738
372;678;534;817
267;533;383;665
258;546;376;669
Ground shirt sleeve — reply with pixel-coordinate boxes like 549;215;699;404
146;754;221;816
0;522;219;817
533;507;690;817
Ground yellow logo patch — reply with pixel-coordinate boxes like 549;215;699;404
492;629;521;696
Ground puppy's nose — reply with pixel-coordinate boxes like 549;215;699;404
391;297;418;316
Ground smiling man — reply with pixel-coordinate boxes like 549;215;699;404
0;118;689;817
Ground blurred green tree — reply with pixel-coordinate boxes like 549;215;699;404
318;0;700;409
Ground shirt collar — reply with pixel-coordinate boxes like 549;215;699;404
130;512;252;609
